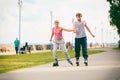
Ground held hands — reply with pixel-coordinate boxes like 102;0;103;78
73;28;78;33
73;28;95;38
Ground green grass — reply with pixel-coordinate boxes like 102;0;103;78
0;49;104;74
112;47;120;50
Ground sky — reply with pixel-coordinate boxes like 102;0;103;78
0;0;119;44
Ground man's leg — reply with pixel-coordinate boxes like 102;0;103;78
15;47;18;54
75;38;81;66
81;37;88;66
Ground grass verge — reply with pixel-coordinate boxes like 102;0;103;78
112;47;120;50
0;49;104;74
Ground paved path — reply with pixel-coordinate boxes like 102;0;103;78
0;48;120;80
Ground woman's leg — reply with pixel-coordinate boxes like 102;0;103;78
52;41;59;66
60;39;73;65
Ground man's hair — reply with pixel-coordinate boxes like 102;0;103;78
76;13;82;17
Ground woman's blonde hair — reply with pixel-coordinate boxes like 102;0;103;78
54;20;59;23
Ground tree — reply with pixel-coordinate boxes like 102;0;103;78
107;0;120;36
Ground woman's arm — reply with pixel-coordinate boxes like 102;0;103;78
50;31;54;42
62;27;74;32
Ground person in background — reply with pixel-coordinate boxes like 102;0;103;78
25;42;28;50
14;37;20;54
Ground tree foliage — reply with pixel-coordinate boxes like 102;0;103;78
107;0;120;36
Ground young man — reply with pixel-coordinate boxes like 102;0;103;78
50;20;74;66
73;13;95;66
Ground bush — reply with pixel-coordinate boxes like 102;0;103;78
118;40;120;48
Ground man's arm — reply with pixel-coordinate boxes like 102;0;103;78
85;23;95;37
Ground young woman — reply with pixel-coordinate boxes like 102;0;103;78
50;20;74;66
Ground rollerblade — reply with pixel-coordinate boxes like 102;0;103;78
76;59;79;66
84;59;88;66
53;62;59;67
53;59;59;67
76;61;79;66
67;59;73;66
